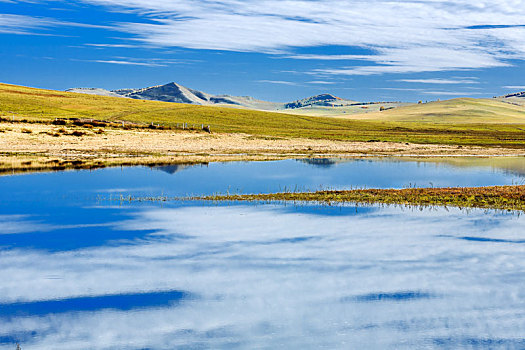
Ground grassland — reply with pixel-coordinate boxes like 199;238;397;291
2;83;525;148
347;98;525;124
198;186;525;212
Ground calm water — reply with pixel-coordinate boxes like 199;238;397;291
0;158;524;349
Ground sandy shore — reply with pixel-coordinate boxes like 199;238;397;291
1;122;524;174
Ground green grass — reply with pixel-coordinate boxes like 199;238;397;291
199;186;525;212
2;83;525;147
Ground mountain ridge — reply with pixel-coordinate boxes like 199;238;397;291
67;81;525;115
67;82;356;112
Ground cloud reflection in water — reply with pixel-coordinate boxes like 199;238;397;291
0;204;524;349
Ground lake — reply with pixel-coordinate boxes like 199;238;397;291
0;157;524;349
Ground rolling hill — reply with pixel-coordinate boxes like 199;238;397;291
344;98;525;124
3;83;525;147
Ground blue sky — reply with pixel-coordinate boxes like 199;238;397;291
1;0;525;102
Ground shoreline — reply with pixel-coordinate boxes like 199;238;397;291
1;121;524;175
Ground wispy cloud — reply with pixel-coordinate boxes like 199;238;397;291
396;78;480;84
0;13;111;35
0;13;58;34
307;81;336;85
503;86;525;90
91;59;166;66
282;54;372;61
256;80;300;86
313;47;509;76
422;91;483;96
61;0;525;77
74;56;197;66
4;0;525;77
85;43;139;48
374;88;424;92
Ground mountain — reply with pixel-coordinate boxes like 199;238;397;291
67;82;361;111
66;82;409;116
113;82;213;104
68;82;283;111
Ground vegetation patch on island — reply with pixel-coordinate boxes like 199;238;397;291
198;186;525;212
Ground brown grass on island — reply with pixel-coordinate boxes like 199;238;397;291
200;186;525;212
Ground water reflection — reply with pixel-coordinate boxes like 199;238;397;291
1;158;524;349
0;158;524;206
1;203;524;349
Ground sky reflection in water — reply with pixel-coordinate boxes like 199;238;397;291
0;158;524;349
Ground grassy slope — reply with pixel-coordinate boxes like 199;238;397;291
1;83;525;147
348;98;525;123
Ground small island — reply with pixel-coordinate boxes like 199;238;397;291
198;185;525;212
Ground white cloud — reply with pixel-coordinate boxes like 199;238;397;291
422;91;483;96
73;56;194;66
256;80;300;86
375;88;424;91
0;13;111;35
503;86;525;90
307;81;336;85
282;54;373;61
396;78;480;84
85;43;138;48
4;0;525;76
91;59;166;66
67;0;525;76
313;47;510;76
0;13;58;34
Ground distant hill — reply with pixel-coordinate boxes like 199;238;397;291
284;94;357;109
68;82;283;111
496;91;525;107
67;82;409;116
345;98;525;124
501;91;525;98
113;82;214;104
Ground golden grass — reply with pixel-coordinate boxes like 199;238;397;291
349;98;525;123
2;83;525;147
200;186;525;212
